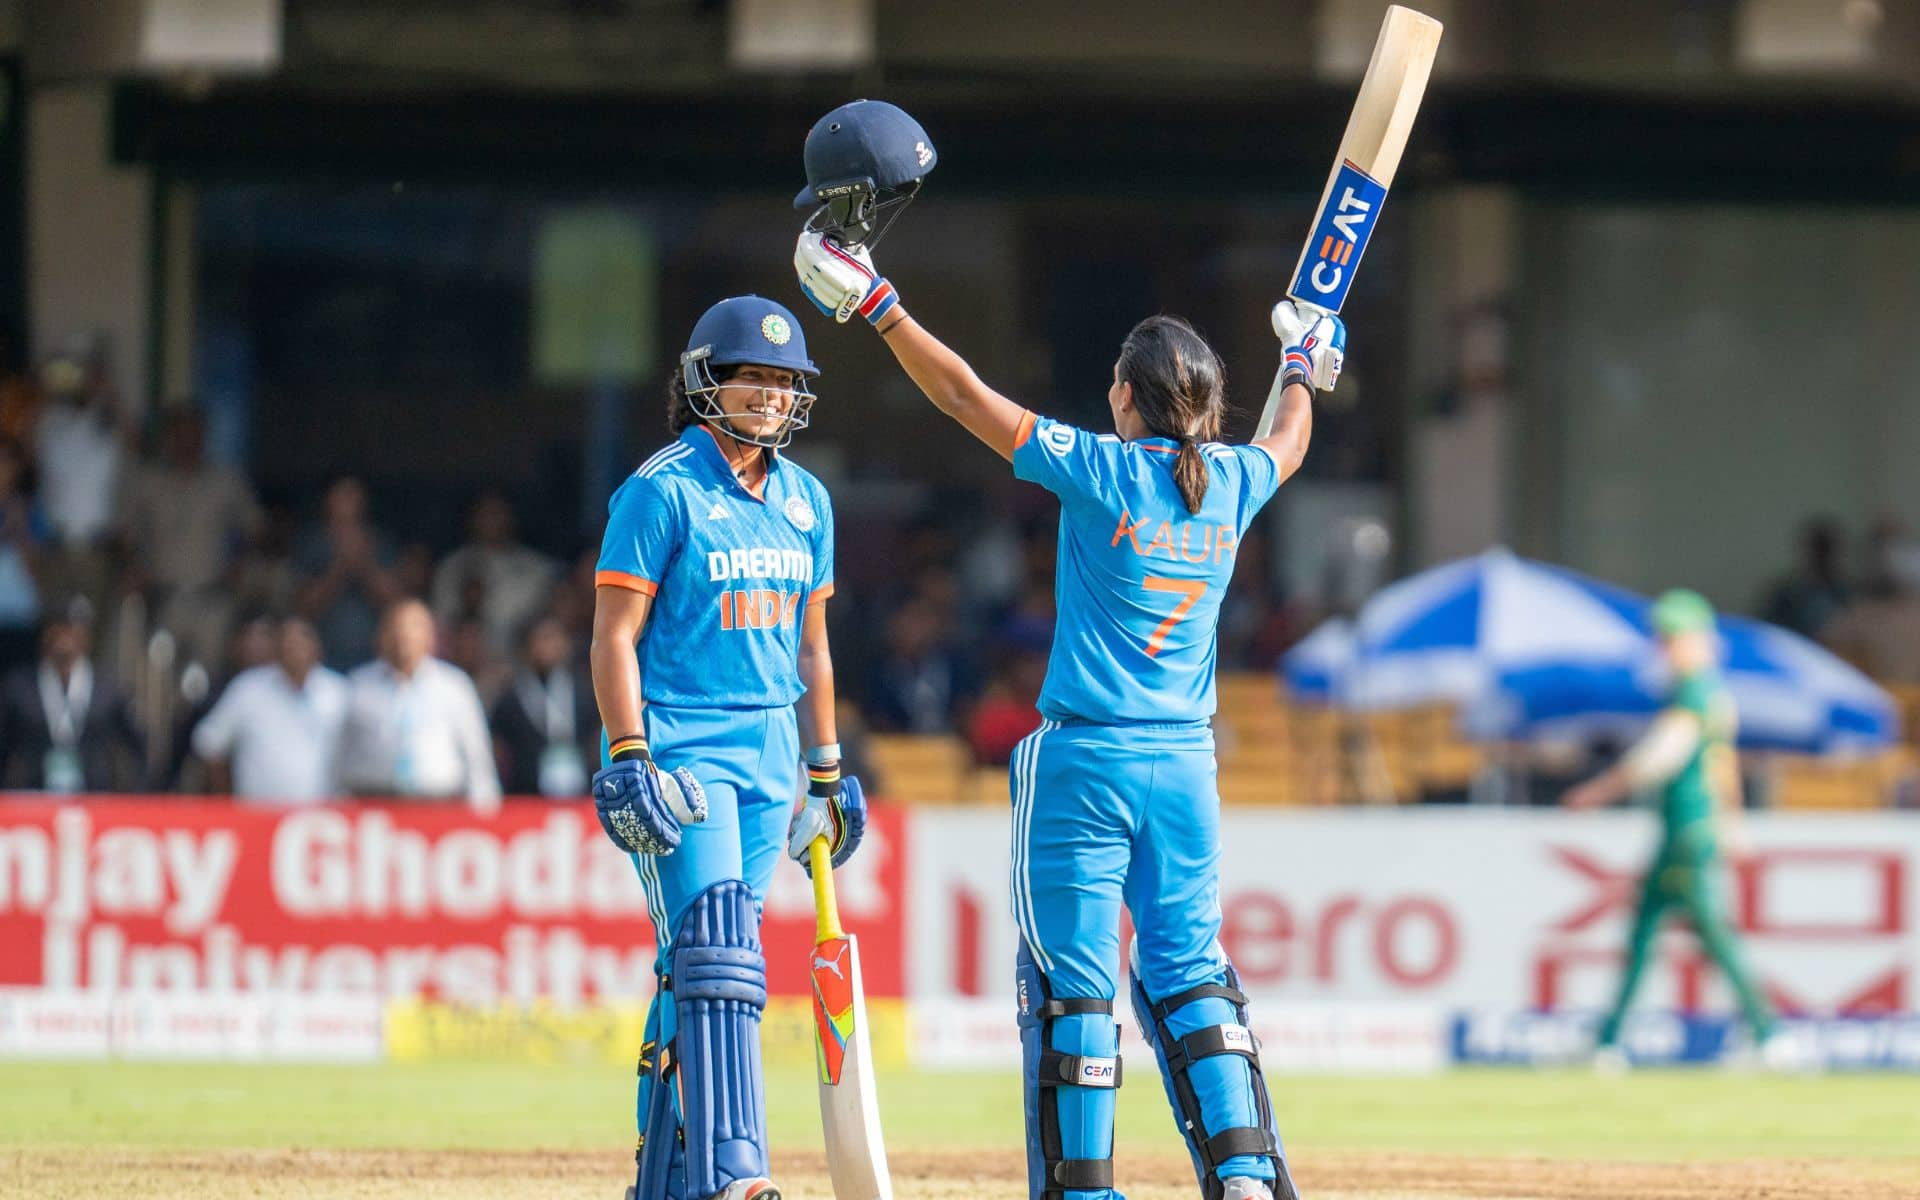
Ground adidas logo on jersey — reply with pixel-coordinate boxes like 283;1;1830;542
705;502;730;521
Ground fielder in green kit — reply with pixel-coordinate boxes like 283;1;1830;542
1565;589;1776;1064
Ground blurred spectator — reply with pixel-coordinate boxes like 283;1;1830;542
965;641;1048;766
490;614;598;797
865;595;977;733
1823;516;1920;684
33;335;126;613
393;539;437;603
117;408;263;668
0;435;49;673
1761;517;1850;639
229;503;300;618
546;549;598;643
190;617;347;805
447;613;510;706
294;477;398;670
0;331;40;444
163;611;280;790
0;602;144;791
1217;525;1293;670
333;598;500;813
432;492;558;654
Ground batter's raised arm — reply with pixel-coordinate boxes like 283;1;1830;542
795;230;1027;462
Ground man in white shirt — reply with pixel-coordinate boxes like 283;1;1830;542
335;597;501;814
191;617;346;804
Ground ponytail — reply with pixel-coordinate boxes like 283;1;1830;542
1173;437;1208;514
1117;315;1227;516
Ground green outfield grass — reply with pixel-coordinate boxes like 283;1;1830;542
3;1060;1916;1162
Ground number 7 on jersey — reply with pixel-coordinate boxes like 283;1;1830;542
1142;576;1206;657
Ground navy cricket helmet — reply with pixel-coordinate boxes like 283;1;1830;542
680;295;819;449
793;99;936;250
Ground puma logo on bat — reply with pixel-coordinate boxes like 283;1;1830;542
813;945;849;980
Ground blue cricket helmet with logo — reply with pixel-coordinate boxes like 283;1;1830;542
681;295;820;450
794;99;937;250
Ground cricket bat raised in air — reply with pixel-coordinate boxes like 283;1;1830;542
808;836;893;1200
1256;5;1442;437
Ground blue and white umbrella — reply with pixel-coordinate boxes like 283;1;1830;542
1343;548;1897;754
1280;617;1354;703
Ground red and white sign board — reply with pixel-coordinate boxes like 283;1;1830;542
0;987;383;1060
906;808;1920;1017
0;800;905;1006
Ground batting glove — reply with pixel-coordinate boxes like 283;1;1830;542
786;761;868;875
591;752;708;856
794;231;900;327
1272;300;1346;392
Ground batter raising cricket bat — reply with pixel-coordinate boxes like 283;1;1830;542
588;294;869;1200
793;11;1437;1195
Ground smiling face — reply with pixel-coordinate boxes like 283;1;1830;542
712;362;800;445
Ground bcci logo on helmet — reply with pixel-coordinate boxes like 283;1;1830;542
761;314;793;346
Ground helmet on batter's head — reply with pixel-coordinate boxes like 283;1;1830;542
794;99;936;250
680;295;819;449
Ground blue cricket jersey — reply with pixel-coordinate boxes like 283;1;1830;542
596;425;834;709
1011;411;1280;724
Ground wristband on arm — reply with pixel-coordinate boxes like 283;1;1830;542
1281;348;1313;391
805;743;842;797
608;734;651;763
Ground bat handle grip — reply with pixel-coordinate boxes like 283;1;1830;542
809;836;844;942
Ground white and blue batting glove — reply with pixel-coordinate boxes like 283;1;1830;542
794;231;900;327
786;754;868;875
1271;300;1346;392
591;750;708;856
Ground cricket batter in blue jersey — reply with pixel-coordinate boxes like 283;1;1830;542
588;295;867;1200
797;231;1344;1199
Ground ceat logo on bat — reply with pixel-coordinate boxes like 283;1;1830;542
1290;160;1389;313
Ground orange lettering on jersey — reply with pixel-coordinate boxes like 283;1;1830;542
719;588;804;633
1144;522;1177;560
1178;524;1213;563
1111;510;1149;554
1214;525;1238;563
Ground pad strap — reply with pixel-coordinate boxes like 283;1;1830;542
1151;982;1247;1022
1050;1158;1114;1192
1040;1050;1123;1089
1208;1126;1280;1161
1168;1023;1260;1068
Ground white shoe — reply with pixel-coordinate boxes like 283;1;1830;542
713;1179;781;1200
1223;1178;1275;1200
1590;1045;1629;1076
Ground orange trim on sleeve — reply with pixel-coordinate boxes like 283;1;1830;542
595;570;659;596
1013;410;1038;449
807;582;836;605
